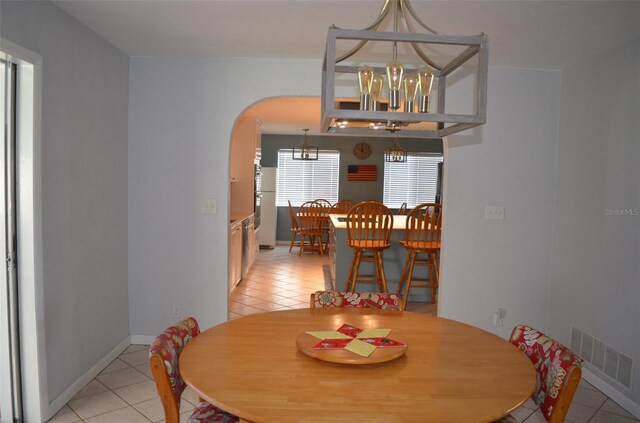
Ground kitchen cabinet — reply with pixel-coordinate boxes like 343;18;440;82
230;117;262;215
229;220;243;292
247;215;259;270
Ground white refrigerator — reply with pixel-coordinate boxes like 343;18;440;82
258;167;277;248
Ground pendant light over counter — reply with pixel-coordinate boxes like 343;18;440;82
292;129;319;161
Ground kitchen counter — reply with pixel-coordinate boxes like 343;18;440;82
328;213;435;302
230;211;253;225
328;214;408;230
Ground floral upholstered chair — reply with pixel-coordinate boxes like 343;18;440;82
310;291;401;311
496;324;583;423
149;317;238;423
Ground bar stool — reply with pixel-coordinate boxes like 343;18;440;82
397;203;442;310
345;201;394;293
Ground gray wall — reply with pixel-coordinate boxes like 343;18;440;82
1;1;130;401
438;66;561;338
549;38;640;404
261;134;443;242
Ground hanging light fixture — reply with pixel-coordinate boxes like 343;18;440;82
384;136;407;163
321;0;488;138
292;129;319;161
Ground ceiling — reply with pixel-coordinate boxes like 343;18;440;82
52;0;640;135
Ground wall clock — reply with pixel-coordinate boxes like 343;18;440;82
353;142;372;160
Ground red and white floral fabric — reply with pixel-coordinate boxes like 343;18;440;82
149;317;200;399
313;291;401;311
509;324;583;421
149;317;238;423
187;402;238;423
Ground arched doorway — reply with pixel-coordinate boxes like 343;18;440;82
227;96;444;319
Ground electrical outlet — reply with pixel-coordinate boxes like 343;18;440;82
492;308;505;327
172;306;179;318
485;206;505;220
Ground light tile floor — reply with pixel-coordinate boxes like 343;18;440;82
50;245;638;423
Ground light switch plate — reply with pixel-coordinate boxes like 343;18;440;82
202;199;217;214
485;206;505;220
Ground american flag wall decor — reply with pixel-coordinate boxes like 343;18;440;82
347;165;377;181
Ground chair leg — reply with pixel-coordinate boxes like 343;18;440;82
289;232;297;253
398;251;413;310
353;250;363;292
406;252;419;308
346;250;358;292
371;251;381;292
298;234;307;256
350;250;363;292
432;251;440;287
429;252;438;303
376;251;388;293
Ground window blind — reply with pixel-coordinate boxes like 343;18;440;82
383;153;443;208
276;150;340;207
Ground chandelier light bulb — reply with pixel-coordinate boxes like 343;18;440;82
417;67;434;113
403;72;418;113
386;61;404;110
370;73;384;111
357;66;375;111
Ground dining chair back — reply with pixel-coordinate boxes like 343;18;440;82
310;291;401;310
508;324;583;423
314;198;332;211
329;199;355;215
297;200;325;255
149;317;237;423
314;199;333;250
397;203;442;309
398;202;407;215
345;201;394;293
287;200;302;253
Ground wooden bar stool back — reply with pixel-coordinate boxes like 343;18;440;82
297;200;325;256
397;203;442;310
345;201;394;293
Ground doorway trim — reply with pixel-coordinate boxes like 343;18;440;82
0;38;47;423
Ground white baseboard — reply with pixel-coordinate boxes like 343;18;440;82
46;336;131;421
582;368;640;419
130;335;154;345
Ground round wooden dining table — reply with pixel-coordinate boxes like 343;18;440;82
180;308;535;423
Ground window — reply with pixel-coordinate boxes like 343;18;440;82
383;153;443;208
276;150;340;206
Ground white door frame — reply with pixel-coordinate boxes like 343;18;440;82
0;38;47;423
